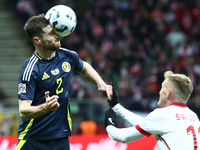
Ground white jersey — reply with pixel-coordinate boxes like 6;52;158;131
107;103;200;150
136;103;200;150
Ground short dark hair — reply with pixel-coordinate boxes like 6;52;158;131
24;14;50;42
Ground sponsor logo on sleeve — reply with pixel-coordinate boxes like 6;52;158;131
18;83;26;94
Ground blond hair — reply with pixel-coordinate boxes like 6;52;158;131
164;71;193;103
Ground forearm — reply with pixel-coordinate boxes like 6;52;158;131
106;125;144;143
79;61;105;87
112;104;144;126
19;100;49;120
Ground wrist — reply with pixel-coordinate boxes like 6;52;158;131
42;103;50;113
97;83;106;90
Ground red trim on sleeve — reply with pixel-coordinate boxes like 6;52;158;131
135;125;151;137
158;135;171;150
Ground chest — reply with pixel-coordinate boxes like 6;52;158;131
36;59;74;93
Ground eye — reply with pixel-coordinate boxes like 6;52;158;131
49;32;53;35
49;30;57;36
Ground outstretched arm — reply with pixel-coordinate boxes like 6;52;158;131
79;61;112;99
112;104;144;126
104;108;145;143
106;125;145;143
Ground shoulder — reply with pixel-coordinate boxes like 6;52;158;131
150;107;165;114
23;54;39;66
20;54;39;81
145;107;169;121
23;52;40;64
58;47;79;57
152;106;177;115
185;107;200;120
58;48;82;65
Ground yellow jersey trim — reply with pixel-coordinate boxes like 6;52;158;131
15;139;26;150
67;101;72;131
19;119;34;139
34;51;42;60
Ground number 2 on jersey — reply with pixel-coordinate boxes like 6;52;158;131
56;77;63;94
187;125;200;150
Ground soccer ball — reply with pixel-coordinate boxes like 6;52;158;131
45;5;77;37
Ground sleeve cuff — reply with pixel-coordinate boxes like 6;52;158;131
112;103;122;112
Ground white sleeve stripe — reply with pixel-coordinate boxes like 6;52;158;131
25;56;37;81
27;57;38;81
22;55;38;81
22;55;35;81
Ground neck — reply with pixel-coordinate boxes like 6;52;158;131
35;48;56;60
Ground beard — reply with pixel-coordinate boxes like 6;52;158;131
42;40;61;51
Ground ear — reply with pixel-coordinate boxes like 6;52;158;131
33;37;41;44
166;89;172;100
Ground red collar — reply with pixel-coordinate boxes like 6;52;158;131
170;103;186;108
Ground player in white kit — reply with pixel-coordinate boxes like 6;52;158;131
105;71;200;150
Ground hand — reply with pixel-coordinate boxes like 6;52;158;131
45;91;60;111
98;84;112;100
108;82;119;108
105;108;117;128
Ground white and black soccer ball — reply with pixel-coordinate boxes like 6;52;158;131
45;5;77;37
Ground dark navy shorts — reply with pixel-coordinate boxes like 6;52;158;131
15;137;70;150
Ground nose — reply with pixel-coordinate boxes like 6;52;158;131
159;90;161;95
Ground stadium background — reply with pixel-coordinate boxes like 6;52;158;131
0;0;200;149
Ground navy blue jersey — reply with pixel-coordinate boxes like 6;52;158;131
17;48;84;140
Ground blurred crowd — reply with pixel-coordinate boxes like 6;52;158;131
0;83;10;108
4;0;200;117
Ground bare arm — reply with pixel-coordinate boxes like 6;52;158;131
19;91;60;120
79;61;112;99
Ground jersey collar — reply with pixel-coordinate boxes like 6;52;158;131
170;103;186;108
34;51;57;62
34;51;42;60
